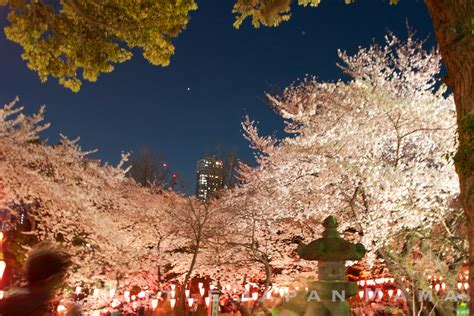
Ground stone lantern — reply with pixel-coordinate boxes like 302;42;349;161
283;216;365;316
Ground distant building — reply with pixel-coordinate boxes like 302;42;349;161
195;157;224;201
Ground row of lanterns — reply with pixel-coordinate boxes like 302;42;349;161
356;273;471;301
58;281;300;314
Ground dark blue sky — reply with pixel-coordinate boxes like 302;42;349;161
0;1;435;192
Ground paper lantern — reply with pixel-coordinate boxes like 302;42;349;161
252;292;259;301
367;290;374;300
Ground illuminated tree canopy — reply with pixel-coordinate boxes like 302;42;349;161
0;0;197;92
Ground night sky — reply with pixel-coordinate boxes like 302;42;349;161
0;1;435;193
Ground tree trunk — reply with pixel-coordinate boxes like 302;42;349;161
180;240;200;314
259;259;273;316
423;0;474;313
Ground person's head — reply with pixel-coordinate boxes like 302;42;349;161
24;242;71;289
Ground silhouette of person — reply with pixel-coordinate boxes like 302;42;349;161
0;242;77;315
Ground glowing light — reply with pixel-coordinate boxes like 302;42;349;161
367;290;374;300
389;278;395;283
463;282;469;290
200;288;205;296
131;295;136;301
170;290;176;298
0;291;4;299
151;299;158;310
185;289;190;297
441;283;446;291
377;291;383;300
388;289;394;298
245;284;250;292
93;288;99;297
57;305;66;313
157;291;162;298
75;286;81;295
138;291;146;299
359;280;365;287
358;290;364;299
279;288;285;297
170;298;176;308
226;284;231;291
397;289;402;297
198;282;203;289
434;284;440;293
252;292;259;301
205;297;210;307
109;288;116;298
171;284;176;291
210;284;216;290
457;282;463;290
0;232;3;242
111;299;120;308
188;298;194;307
266;291;272;299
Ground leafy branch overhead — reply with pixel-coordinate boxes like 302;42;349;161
231;0;399;29
0;0;197;92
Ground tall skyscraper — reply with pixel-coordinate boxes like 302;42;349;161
196;157;224;201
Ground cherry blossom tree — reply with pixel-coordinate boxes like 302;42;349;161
0;98;193;313
223;32;461;287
